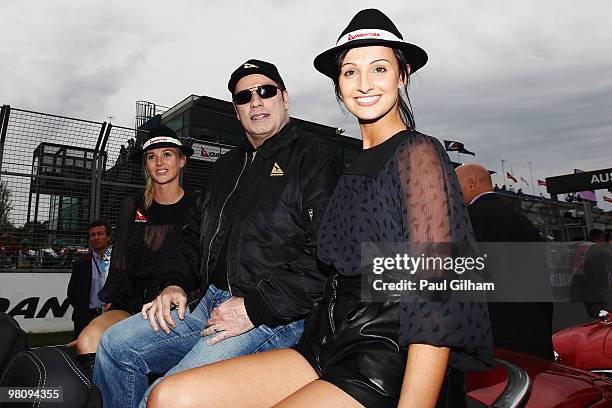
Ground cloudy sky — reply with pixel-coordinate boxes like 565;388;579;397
1;0;611;208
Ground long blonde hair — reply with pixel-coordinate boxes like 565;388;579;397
143;148;186;209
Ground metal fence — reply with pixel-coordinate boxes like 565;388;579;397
2;103;609;273
0;104;203;271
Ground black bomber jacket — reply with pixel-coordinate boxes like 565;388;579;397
160;121;343;327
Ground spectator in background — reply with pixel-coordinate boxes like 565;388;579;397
0;245;6;269
493;183;500;192
42;239;68;268
456;163;554;359
16;238;35;269
571;228;612;320
0;234;17;268
0;233;11;269
67;219;112;369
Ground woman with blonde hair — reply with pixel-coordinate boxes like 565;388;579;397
74;125;195;376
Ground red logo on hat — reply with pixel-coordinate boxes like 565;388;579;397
135;208;148;223
347;32;381;41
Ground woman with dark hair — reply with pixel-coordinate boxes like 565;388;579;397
146;9;492;408
73;125;195;375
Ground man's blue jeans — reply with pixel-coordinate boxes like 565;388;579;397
92;285;304;408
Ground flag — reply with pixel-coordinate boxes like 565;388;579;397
506;172;518;183
520;176;530;186
604;196;612;204
574;169;597;202
444;140;475;156
538;179;547;186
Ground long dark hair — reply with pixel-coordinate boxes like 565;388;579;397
332;47;415;130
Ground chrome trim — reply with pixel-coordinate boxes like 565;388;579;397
328;276;338;334
492;359;531;408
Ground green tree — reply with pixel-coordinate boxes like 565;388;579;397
0;180;13;229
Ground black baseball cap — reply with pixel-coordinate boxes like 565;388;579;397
227;59;285;94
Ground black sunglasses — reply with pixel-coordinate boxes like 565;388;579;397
233;84;281;105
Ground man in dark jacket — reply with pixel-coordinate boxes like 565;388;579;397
67;219;112;338
94;59;342;408
456;164;554;359
570;229;612;319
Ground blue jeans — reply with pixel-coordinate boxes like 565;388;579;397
92;285;304;408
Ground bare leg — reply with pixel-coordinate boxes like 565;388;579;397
147;349;318;408
274;380;364;408
75;310;130;354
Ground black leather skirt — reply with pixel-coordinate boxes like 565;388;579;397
293;274;467;408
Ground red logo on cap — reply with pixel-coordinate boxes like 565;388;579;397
347;32;381;41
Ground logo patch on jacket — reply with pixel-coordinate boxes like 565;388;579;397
270;162;284;176
135;208;148;223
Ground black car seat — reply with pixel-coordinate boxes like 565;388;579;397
0;313;27;374
0;313;102;408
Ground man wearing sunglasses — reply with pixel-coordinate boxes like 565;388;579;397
93;59;342;408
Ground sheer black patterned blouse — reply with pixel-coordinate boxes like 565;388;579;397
99;192;196;314
316;130;493;372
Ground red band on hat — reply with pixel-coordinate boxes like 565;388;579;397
336;29;402;46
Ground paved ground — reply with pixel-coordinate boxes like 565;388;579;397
27;331;72;347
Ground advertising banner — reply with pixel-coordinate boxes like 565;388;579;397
190;142;232;162
0;272;72;333
547;167;612;194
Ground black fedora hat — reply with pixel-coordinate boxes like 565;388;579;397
314;9;428;79
134;125;194;162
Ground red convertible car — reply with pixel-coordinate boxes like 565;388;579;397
468;348;612;407
554;319;612;377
